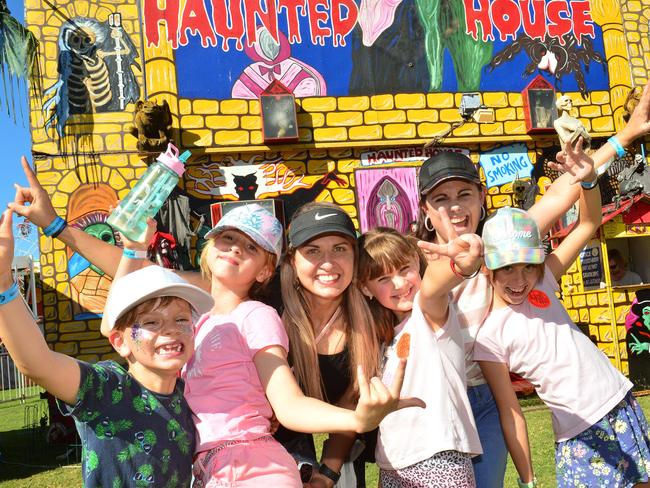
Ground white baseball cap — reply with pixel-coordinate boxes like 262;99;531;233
100;266;214;336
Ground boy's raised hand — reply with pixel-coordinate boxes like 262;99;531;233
352;359;425;433
8;156;58;228
417;207;484;276
551;137;596;184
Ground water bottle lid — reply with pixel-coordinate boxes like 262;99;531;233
157;143;187;176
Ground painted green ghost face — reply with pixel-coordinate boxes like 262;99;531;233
643;306;650;328
84;223;116;274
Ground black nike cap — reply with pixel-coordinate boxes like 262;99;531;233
288;206;357;247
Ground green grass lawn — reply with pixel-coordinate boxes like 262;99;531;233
2;395;650;487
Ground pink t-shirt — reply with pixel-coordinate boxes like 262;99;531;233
375;293;482;470
183;301;289;453
473;267;632;442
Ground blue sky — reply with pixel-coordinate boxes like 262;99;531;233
1;0;39;258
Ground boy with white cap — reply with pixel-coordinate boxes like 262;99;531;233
0;209;213;487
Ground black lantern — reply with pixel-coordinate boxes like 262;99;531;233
260;80;299;143
522;75;557;134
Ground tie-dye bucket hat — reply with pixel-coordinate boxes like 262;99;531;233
205;203;283;259
482;206;546;270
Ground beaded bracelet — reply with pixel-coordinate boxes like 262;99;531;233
0;282;19;305
43;216;67;238
607;135;626;158
450;259;480;279
123;248;148;259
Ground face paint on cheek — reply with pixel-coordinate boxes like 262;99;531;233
131;324;143;350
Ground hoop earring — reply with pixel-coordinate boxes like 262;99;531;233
480;206;486;221
424;216;434;232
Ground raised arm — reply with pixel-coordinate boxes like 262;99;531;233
0;209;80;405
529;79;650;236
545;141;602;280
10;156;207;290
417;208;483;328
255;346;424;434
479;361;535;486
10;156;127;277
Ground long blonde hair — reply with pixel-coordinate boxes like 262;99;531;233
281;202;381;400
359;227;425;344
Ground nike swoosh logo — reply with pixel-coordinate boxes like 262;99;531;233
314;213;337;221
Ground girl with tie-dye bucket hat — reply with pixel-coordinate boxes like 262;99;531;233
185;203;422;487
473;158;650;487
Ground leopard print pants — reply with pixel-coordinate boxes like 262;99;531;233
379;450;476;488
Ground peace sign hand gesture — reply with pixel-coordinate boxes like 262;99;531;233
417;207;484;277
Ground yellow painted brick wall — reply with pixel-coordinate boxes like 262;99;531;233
25;0;638;373
620;0;650;89
179;90;616;153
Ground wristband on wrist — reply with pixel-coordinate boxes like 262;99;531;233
580;177;599;190
450;259;480;279
0;281;20;305
43;216;67;238
122;248;148;259
596;158;613;176
607;135;626;158
517;477;538;488
318;463;340;484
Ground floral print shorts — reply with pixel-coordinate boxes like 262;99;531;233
555;392;650;487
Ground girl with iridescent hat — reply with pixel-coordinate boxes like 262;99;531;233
415;81;650;488
471;148;650;488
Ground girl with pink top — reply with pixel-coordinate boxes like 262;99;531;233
358;223;483;487
182;203;421;487
473;143;650;488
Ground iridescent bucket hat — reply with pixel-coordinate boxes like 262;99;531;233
482;207;546;270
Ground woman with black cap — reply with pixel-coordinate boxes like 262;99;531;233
276;201;383;488
415;82;650;488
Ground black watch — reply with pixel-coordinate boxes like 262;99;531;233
318;463;341;484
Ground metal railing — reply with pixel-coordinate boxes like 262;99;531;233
0;346;41;403
0;255;43;403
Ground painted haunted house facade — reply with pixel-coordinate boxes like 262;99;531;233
23;0;650;375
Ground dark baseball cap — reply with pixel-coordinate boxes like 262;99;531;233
288;206;357;247
418;151;481;195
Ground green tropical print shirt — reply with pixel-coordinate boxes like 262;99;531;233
58;360;195;487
